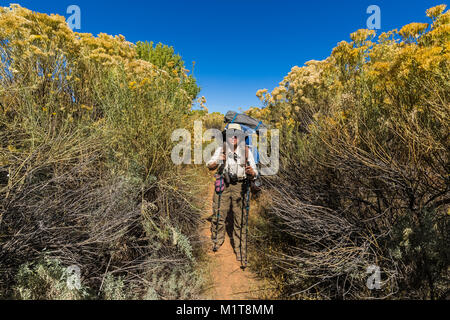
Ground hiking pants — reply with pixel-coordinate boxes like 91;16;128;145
211;182;248;257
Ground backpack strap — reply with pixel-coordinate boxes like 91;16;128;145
245;144;249;165
255;121;263;131
223;141;227;159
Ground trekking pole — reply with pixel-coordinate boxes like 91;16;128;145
213;194;221;251
240;179;251;268
213;175;223;252
240;197;244;265
213;147;226;252
244;180;251;267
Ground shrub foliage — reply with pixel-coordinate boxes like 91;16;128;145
0;5;204;299
248;5;449;299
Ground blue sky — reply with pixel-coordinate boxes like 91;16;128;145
4;0;444;113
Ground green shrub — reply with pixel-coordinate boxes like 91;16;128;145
0;5;205;300
13;258;90;300
249;6;449;299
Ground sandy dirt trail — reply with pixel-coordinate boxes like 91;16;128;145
199;185;262;300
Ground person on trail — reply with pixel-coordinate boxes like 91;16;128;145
206;123;257;264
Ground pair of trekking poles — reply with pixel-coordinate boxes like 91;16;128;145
213;174;251;269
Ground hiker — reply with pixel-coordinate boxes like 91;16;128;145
206;123;257;264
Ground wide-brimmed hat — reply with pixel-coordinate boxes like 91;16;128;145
222;123;245;140
226;123;242;131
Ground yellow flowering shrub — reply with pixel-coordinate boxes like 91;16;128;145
0;5;203;299
399;22;429;40
249;5;449;299
0;4;200;176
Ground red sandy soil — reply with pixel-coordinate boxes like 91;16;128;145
199;185;262;300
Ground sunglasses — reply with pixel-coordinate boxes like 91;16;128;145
223;129;245;139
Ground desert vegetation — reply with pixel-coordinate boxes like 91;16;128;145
1;4;448;301
0;5;207;299
248;5;449;299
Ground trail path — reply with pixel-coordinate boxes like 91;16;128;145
199;185;262;300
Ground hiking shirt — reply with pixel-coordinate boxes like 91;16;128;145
207;142;258;180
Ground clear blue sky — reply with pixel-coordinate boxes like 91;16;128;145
5;0;443;113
